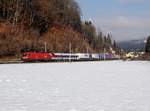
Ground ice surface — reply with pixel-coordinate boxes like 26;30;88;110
0;61;150;111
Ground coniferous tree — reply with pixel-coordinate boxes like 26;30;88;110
82;21;96;46
113;40;117;50
107;34;112;45
145;36;150;53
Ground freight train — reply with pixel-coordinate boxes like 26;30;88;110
21;52;118;62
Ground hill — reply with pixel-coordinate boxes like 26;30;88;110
0;0;114;57
117;39;146;52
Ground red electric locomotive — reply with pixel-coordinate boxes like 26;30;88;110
21;52;55;62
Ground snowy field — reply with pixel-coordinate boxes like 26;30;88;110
0;61;150;111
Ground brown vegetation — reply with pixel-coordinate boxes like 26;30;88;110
0;0;116;57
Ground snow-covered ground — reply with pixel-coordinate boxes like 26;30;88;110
0;61;150;111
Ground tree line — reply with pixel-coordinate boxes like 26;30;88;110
0;0;117;57
82;21;117;53
145;35;150;53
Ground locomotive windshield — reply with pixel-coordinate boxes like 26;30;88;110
22;53;31;57
22;53;27;57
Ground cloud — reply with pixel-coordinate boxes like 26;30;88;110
115;0;146;3
112;16;150;28
93;15;150;41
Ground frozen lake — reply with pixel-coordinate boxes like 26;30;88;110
0;61;150;111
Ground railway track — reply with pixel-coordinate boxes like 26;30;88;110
0;59;119;64
0;59;24;64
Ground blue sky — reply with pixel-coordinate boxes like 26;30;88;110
76;0;150;41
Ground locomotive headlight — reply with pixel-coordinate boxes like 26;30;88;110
23;56;28;59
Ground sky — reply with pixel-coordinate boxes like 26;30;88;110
76;0;150;41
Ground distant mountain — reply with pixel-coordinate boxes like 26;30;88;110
117;39;146;52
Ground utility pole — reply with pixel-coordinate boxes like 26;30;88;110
44;42;47;53
104;48;106;61
69;42;72;63
86;46;89;54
